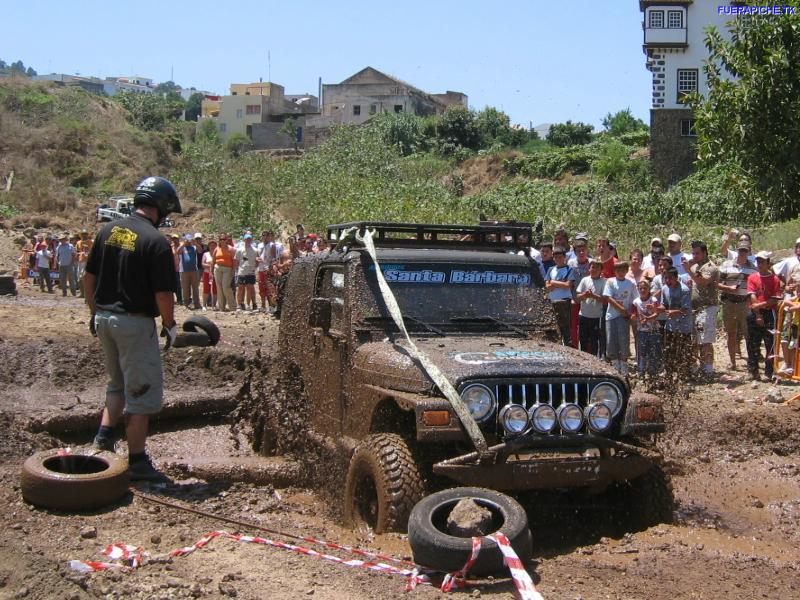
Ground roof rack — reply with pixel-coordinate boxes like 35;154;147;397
327;221;532;252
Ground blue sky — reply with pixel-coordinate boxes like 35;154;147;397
3;0;651;129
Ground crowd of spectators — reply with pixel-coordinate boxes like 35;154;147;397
166;224;327;313
19;221;800;383
537;227;797;383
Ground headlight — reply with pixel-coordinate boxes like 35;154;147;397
460;384;496;422
499;404;529;435
590;383;622;416
585;402;612;433
557;403;584;433
528;403;557;434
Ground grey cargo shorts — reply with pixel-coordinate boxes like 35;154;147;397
95;311;163;414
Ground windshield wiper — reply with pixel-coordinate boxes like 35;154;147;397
450;315;528;337
363;315;446;336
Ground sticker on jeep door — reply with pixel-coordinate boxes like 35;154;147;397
450;350;562;365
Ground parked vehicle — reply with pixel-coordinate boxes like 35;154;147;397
95;196;133;222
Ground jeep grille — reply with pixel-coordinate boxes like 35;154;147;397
463;377;624;425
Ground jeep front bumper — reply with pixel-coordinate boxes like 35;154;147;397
432;434;657;491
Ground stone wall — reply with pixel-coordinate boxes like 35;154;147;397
650;108;697;186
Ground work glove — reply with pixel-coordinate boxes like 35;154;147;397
161;322;178;350
89;314;97;337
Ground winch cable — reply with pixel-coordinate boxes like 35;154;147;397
350;227;489;455
130;487;419;569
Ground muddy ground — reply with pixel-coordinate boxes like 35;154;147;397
1;263;800;599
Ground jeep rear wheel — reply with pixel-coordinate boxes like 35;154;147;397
344;433;425;534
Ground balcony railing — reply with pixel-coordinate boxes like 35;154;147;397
643;26;688;47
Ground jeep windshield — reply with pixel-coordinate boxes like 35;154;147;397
357;260;552;334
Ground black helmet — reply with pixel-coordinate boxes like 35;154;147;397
133;177;182;218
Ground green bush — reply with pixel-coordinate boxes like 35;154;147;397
224;133;254;157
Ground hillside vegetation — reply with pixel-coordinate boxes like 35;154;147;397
0;79;180;222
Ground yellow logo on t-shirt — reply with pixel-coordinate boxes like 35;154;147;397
106;226;137;252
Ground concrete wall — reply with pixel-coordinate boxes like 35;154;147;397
650;108;696;185
322;83;443;124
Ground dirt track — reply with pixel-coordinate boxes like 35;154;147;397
1;273;800;599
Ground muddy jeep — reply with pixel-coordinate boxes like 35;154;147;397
276;222;668;533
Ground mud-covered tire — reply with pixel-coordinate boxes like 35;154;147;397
343;433;425;534
407;487;533;576
21;449;129;511
615;466;674;529
172;331;211;348
182;315;220;346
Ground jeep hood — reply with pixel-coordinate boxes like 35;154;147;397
352;336;622;394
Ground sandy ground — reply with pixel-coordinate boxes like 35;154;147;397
1;252;800;599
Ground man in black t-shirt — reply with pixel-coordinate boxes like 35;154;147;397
83;176;182;482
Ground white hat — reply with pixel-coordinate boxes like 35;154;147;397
667;233;682;243
194;232;204;239
755;250;772;261
650;237;662;245
794;237;800;245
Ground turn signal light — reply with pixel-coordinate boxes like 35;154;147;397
422;410;451;426
636;405;657;421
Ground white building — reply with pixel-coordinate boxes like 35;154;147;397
640;0;739;184
103;76;155;96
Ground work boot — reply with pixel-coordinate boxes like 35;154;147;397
92;434;116;453
129;456;170;483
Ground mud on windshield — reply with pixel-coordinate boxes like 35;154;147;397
355;261;552;333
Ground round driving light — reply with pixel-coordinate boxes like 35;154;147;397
585;402;612;433
590;383;622;416
557;403;584;433
528;403;557;434
499;404;529;435
460;384;496;423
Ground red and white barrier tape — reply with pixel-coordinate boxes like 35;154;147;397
490;532;544;600
70;530;431;588
69;530;543;598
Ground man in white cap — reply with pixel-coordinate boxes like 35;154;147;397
641;237;664;271
747;251;781;381
667;233;692;276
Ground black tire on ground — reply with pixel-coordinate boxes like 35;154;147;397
21;449;130;511
182;315;220;346
343;433;425;534
172;331;211;348
616;466;674;529
0;276;17;295
407;487;533;577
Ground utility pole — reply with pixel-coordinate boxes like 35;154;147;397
268;50;271;83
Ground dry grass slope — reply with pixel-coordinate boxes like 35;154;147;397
0;79;177;229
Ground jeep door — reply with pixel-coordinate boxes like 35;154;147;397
307;264;347;437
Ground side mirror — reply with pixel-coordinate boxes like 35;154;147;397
309;297;332;330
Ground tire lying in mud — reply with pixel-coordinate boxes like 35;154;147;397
21;449;129;511
182;315;220;346
343;433;425;534
408;487;533;576
172;331;211;348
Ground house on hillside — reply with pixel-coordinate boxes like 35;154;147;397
199;81;319;148
640;0;740;184
318;66;466;126
32;73;105;95
103;76;155;96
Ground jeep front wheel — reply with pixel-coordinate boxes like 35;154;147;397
344;433;425;534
